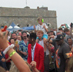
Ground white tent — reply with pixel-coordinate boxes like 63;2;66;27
7;22;21;31
8;26;13;29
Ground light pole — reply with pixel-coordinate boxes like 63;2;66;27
26;0;27;6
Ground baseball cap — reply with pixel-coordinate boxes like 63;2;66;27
55;34;64;41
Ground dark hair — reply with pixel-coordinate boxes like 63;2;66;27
37;17;42;21
12;32;17;35
50;31;55;35
9;38;14;43
58;28;62;30
67;37;71;41
64;28;69;32
21;31;27;40
11;32;17;38
30;33;37;40
27;34;30;38
47;31;50;34
50;31;53;32
21;31;27;35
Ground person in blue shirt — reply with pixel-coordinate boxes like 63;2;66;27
19;31;28;61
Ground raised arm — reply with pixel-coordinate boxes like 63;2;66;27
0;30;31;72
7;48;30;72
34;25;37;32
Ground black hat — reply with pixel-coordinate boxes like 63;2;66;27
30;33;37;40
55;34;64;41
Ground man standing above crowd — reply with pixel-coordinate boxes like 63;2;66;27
19;31;28;61
55;34;70;72
28;33;44;72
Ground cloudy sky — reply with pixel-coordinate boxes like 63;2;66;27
0;0;73;27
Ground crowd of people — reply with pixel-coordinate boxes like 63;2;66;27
0;17;73;72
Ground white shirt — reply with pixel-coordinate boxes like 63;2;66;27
31;43;36;61
36;23;48;34
54;31;57;35
38;40;49;55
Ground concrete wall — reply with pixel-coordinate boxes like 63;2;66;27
0;7;57;29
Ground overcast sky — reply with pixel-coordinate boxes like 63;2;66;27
0;0;73;27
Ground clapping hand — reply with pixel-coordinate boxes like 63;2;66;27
30;61;36;69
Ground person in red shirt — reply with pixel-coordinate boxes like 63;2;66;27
27;33;44;72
